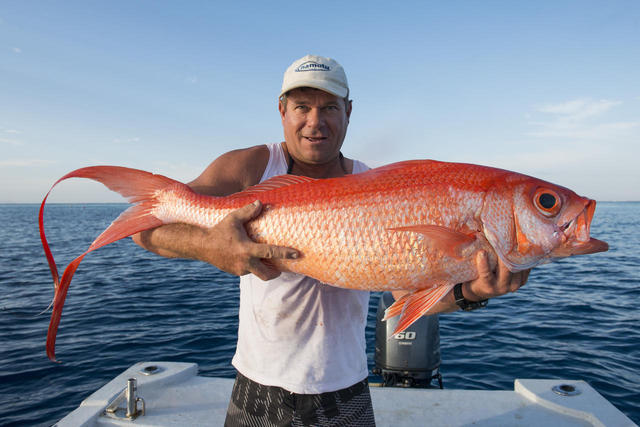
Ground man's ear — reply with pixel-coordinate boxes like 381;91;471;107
278;98;286;121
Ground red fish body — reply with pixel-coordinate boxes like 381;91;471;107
39;160;608;361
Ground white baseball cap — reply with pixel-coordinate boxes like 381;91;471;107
280;54;349;98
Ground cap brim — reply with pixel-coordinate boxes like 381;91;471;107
280;82;348;99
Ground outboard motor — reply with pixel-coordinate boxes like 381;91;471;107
373;291;443;389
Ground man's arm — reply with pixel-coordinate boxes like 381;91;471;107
392;251;531;314
131;146;299;281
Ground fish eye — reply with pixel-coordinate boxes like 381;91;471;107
539;193;556;209
534;188;561;216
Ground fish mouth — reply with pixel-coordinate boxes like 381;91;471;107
552;199;609;257
563;237;609;255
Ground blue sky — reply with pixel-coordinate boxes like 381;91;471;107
1;1;639;202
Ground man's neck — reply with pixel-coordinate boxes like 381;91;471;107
289;158;347;179
284;145;353;179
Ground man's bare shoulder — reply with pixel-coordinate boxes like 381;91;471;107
188;144;271;196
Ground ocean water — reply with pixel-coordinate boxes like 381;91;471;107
0;202;638;426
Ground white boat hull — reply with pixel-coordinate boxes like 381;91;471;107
56;361;636;426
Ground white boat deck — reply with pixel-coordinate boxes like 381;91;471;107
56;361;636;426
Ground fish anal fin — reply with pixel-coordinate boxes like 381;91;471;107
390;285;455;337
388;224;476;259
383;292;411;321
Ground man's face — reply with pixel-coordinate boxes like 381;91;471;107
279;88;352;165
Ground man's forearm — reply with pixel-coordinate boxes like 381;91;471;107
132;223;212;263
131;201;298;280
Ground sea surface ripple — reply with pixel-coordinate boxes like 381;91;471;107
0;203;638;425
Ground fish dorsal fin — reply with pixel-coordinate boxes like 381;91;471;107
228;174;317;200
388;224;476;259
365;159;433;175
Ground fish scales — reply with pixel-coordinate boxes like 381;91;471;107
172;162;500;292
39;160;608;361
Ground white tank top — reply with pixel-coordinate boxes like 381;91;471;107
231;143;370;394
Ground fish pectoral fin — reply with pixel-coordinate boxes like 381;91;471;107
388;224;476;259
386;284;454;336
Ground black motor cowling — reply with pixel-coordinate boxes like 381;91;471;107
373;291;443;388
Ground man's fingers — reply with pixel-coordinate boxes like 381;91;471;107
511;269;530;291
467;251;532;302
229;200;263;223
247;244;298;280
475;251;492;279
210;201;299;280
495;257;514;290
252;243;299;260
249;259;282;281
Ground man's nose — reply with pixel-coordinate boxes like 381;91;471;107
306;108;325;128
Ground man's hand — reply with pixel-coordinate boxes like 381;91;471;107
204;200;299;281
462;251;530;301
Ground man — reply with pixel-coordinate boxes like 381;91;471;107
132;55;529;426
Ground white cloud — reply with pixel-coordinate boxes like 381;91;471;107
12;47;21;54
536;98;620;119
1;126;21;132
476;145;602;174
527;98;638;140
112;137;141;144
0;159;54;167
0;137;22;146
470;143;640;201
529;121;638;139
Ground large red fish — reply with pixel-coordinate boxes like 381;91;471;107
39;160;608;361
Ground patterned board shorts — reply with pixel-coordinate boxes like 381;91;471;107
224;372;376;427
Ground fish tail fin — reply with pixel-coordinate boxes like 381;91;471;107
384;284;454;337
39;166;187;361
46;252;87;362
